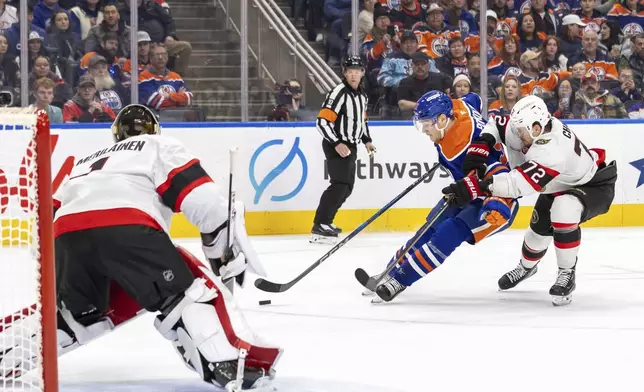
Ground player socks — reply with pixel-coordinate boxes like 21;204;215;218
391;218;472;287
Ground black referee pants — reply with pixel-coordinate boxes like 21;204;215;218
313;139;357;225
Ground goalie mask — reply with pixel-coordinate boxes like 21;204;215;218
112;104;160;142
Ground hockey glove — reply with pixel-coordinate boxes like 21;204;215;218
462;134;495;179
201;201;266;287
480;197;513;226
441;174;488;207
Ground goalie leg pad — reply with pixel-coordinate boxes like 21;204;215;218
154;277;280;390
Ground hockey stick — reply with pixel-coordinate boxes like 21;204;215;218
354;194;453;292
253;162;442;293
223;147;238;294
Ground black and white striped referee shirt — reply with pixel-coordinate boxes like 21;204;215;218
316;81;372;147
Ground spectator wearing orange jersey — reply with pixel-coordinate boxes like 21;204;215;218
516;13;546;52
488;73;522;116
489;34;522;76
464;10;504;62
414;3;460;58
517;50;571;98
572;72;627;119
567;30;618;81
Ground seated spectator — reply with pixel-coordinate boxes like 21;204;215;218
527;0;559;36
85;3;131;58
414;3;460;59
606;0;644;35
568;30;618;81
489;34;522;77
0;34;19;101
467;52;484;96
463;10;503;62
26;31;51;71
574;0;605;34
391;0;426;30
378;30;425;89
490;0;516;35
266;79;315;121
31;76;62;123
548;78;576;119
362;4;395;79
610;67;642;103
122;31;151;76
47;10;83;84
599;20;622;60
540;36;567;72
397;51;452;117
488;74;521;116
63;74;116;122
437;36;468;78
138;43;192;111
451;74;471;98
323;0;351;30
517;50;570;99
119;0;192;76
618;33;644;91
558;14;585;58
0;0;18;33
327;11;351;65
87;54;130;112
80;31;123;80
516;13;546;52
569;61;587;89
446;0;477;35
32;0;63;30
358;0;376;43
572;72;627;119
69;0;103;41
5;4;47;58
28;55;72;107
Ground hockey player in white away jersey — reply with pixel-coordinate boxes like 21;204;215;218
0;104;281;391
442;96;617;305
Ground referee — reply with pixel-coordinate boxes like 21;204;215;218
311;56;376;243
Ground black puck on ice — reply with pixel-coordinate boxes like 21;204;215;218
259;300;271;306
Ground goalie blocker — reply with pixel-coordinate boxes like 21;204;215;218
0;104;281;390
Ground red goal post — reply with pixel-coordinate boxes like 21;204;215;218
0;108;57;392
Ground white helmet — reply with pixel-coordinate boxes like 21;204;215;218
510;95;551;140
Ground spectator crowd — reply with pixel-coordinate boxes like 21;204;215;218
297;0;644;120
0;0;194;123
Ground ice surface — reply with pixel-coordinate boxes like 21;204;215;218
5;228;644;392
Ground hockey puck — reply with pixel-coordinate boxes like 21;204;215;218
258;300;271;306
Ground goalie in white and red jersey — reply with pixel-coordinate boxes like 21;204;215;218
442;96;618;306
0;104;281;391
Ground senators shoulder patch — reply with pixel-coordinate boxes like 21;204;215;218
535;138;551;145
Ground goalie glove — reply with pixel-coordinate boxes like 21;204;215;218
201;201;267;287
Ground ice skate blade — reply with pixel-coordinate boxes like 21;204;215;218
370;296;384;304
309;234;338;245
361;288;375;296
552;295;572;306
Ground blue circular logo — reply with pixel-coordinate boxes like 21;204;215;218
249;137;308;204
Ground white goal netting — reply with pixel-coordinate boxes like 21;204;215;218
0;108;52;392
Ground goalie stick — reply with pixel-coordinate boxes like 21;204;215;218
354;194;453;292
253;163;441;293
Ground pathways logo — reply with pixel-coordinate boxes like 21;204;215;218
249;137;307;204
630;158;644;188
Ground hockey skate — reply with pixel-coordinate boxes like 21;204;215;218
498;262;539;290
375;275;407;302
310;223;338;244
550;267;576;306
329;223;342;234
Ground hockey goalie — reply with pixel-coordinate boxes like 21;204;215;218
0;104;282;391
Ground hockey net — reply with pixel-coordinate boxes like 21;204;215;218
0;108;57;392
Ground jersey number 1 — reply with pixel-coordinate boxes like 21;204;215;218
70;157;110;180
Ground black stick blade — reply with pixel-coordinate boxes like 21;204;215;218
254;278;287;293
354;268;371;287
